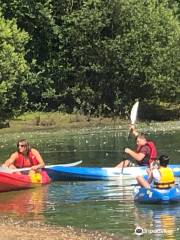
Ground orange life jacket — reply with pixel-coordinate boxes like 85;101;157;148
14;151;39;168
154;167;175;189
137;141;157;166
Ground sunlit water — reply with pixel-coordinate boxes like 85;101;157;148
0;124;179;239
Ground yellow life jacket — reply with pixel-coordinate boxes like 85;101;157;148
29;172;42;183
154;167;175;189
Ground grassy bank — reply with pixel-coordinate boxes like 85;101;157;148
0;112;128;134
0;111;180;134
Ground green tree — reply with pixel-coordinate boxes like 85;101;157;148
0;12;29;122
0;0;59;110
1;0;179;117
55;0;180;114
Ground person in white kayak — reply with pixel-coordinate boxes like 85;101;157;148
115;125;157;168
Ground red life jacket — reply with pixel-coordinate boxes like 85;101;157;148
14;151;39;168
137;141;157;166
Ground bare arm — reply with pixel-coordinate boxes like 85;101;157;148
124;148;145;162
130;125;139;138
2;152;18;168
146;167;160;184
146;168;154;184
31;148;45;170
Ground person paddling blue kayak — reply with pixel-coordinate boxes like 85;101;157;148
133;155;179;204
136;155;175;189
115;125;157;168
115;101;157;168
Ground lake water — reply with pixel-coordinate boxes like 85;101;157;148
0;123;179;239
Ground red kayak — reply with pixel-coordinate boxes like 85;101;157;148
0;171;51;193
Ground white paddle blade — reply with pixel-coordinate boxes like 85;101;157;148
130;101;139;124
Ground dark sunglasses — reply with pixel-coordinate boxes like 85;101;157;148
18;144;26;147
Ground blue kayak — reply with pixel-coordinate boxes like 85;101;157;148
45;164;180;181
134;185;180;204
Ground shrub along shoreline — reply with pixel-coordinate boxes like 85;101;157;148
0;111;179;135
0;112;128;133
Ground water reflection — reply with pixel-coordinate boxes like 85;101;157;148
40;129;180;166
0;186;49;219
0;127;179;238
45;180;134;233
134;204;180;239
0;176;179;239
48;180;135;203
0;128;179;167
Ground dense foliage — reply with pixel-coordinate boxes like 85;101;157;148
0;12;29;121
0;0;179;121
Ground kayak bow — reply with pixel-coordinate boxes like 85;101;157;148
0;171;51;193
134;185;180;204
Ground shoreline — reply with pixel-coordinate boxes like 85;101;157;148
0;119;180;136
0;111;179;134
0;218;125;240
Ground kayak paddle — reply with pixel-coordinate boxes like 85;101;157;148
0;160;83;173
120;101;139;171
128;101;139;139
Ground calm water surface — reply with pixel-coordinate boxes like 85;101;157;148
0;124;179;239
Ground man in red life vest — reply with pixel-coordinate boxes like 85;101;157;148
115;125;157;167
2;139;45;171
